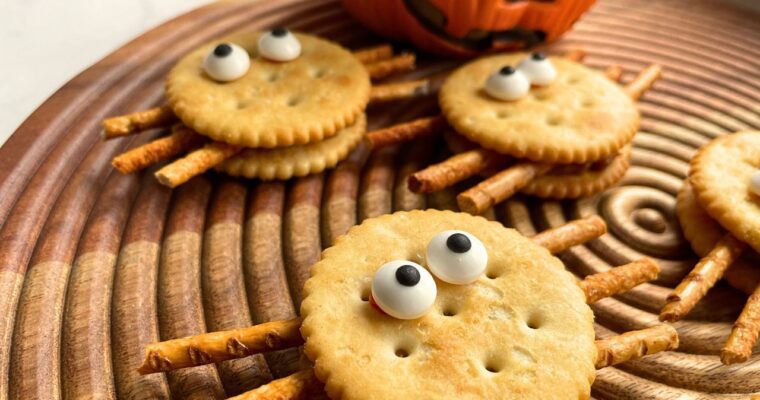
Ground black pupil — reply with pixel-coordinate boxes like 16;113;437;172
446;233;471;253
395;265;421;287
531;52;546;61
499;66;515;75
214;44;233;57
272;27;288;37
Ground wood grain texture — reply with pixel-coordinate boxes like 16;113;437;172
244;183;300;378
111;176;172;400
62;170;142;400
0;0;757;398
158;177;225;399
202;178;272;395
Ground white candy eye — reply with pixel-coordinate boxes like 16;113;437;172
517;52;556;86
257;28;301;62
485;66;530;101
750;170;760;196
203;43;251;82
371;260;437;320
426;230;488;285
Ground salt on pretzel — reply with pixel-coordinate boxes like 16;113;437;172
594;325;679;369
102;105;177;139
154;141;242;188
660;233;746;322
111;125;205;173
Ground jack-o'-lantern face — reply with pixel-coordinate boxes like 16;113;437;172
342;0;596;56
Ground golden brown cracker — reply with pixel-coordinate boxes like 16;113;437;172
690;131;760;254
166;32;370;148
676;180;760;295
300;209;595;399
439;53;639;164
217;114;366;180
520;145;631;199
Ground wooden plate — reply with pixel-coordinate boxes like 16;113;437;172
0;0;758;398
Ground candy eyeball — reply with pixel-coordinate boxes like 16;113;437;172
203;43;251;82
257;28;302;62
750;170;760;197
371;260;437;320
484;66;530;101
426;230;488;285
517;52;557;86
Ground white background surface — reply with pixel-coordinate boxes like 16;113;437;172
0;0;210;145
1;0;757;147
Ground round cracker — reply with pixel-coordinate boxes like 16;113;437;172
439;53;639;164
216;114;366;180
300;209;595;399
520;145;631;199
166;32;370;148
690;131;760;254
444;130;630;198
676;180;760;295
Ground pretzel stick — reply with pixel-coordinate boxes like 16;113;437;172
353;44;393;64
457;162;552;215
229;368;322;399
365;53;416;80
369;79;430;103
721;283;760;364
111;125;206;173
563;49;587;62
154;141;242;188
604;65;623;82
408;148;504;193
530;215;607;254
594;325;679;369
624;64;662;100
366;116;446;150
660;233;746;322
580;258;660;303
102;105;177;139
138;318;303;374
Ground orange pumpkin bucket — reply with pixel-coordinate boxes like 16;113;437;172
342;0;596;56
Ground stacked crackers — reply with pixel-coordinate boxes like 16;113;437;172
102;31;425;188
666;131;760;364
407;51;661;215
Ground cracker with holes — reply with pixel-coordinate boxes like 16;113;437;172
135;210;677;399
367;51;661;215
103;30;428;187
664;131;760;365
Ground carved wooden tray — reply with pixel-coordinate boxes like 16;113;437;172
0;0;758;398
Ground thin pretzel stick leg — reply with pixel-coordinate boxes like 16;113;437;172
369;79;430;103
529;215;607;254
594;325;679;369
111;125;205;173
365;53;416;80
409;149;504;193
154;141;242;188
624;64;663;100
563;49;587;62
604;65;624;82
229;368;322;400
721;283;760;365
660;233;745;322
353;44;393;64
579;258;660;303
366;116;446;150
138;318;303;374
457;162;551;215
102;105;177;139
